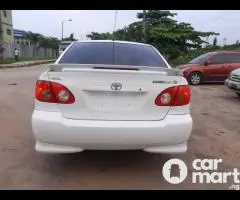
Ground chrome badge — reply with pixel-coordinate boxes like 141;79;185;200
152;80;178;84
111;83;122;91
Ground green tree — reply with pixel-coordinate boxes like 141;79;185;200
63;33;77;41
86;32;112;40
24;31;43;56
87;10;219;60
25;32;60;51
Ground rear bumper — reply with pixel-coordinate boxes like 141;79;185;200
225;79;240;93
32;110;193;154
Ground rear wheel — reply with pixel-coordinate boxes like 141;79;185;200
188;72;202;85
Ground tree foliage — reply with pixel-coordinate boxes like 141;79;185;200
63;33;78;41
87;10;219;60
24;31;60;50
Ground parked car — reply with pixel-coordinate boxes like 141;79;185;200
32;40;192;154
225;68;240;97
178;51;240;85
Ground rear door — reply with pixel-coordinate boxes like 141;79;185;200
222;53;240;76
49;42;183;121
203;53;228;81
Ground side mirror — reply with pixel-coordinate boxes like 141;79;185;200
204;60;211;66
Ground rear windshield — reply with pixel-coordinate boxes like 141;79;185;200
58;42;168;68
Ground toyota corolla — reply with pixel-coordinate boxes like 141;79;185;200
31;40;193;154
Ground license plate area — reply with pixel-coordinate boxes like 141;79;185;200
84;90;147;111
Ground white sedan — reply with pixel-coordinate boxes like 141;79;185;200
31;40;193;154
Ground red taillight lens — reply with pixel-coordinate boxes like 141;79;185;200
35;80;56;103
35;80;75;104
155;85;190;106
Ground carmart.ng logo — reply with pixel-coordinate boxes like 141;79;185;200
162;158;240;189
162;158;188;184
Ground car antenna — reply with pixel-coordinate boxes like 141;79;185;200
112;10;118;64
112;10;118;41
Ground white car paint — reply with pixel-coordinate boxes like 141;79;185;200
31;40;193;154
225;68;240;95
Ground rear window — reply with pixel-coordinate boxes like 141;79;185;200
58;42;168;68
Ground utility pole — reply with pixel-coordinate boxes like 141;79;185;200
61;19;72;41
0;11;4;60
142;10;146;43
61;21;63;40
223;38;227;46
112;10;118;40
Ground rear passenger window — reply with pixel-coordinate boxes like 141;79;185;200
223;53;240;63
210;53;240;64
210;54;226;64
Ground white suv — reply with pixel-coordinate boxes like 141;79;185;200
31;40;193;154
225;68;240;97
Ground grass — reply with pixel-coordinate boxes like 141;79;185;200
0;57;56;64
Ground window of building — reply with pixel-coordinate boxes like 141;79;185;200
6;29;11;36
21;41;24;44
3;11;7;18
17;41;20;44
26;41;29;45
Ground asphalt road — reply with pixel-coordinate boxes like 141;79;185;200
0;65;239;189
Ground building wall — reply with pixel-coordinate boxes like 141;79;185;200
0;10;13;24
14;38;31;46
3;43;58;58
0;10;14;43
2;23;14;43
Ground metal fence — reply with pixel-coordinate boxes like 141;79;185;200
3;43;58;58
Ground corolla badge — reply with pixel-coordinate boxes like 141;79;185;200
152;80;178;84
111;83;122;91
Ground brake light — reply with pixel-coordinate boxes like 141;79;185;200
35;80;75;104
155;85;190;106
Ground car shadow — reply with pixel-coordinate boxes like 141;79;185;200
192;82;224;86
201;82;224;85
27;150;192;189
43;150;172;173
220;93;240;102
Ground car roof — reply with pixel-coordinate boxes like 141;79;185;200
60;41;72;44
74;40;151;47
209;51;240;54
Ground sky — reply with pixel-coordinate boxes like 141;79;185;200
12;10;240;45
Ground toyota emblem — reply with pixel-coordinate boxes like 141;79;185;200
111;83;122;91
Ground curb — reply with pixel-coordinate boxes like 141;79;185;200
0;59;56;69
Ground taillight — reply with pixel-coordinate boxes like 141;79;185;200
35;80;75;104
155;85;190;106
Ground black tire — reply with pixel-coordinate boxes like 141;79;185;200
237;93;240;98
188;72;203;85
